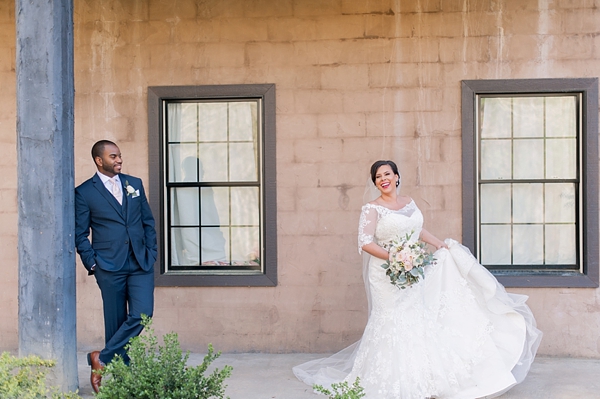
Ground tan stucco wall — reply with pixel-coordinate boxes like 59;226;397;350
0;0;16;350
1;0;600;357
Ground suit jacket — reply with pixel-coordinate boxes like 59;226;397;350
75;173;157;275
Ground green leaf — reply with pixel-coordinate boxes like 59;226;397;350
313;377;365;399
0;352;82;399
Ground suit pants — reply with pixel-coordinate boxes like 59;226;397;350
94;253;154;365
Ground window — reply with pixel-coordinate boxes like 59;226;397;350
462;79;598;287
148;84;277;286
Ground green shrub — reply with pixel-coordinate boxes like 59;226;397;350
0;351;82;399
314;377;365;399
96;315;232;399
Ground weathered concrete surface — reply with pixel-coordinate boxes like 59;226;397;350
76;353;600;399
16;0;77;392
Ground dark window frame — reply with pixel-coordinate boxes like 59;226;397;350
148;84;277;287
461;78;598;288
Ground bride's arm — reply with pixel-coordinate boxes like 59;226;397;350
361;242;389;261
358;204;389;260
420;228;448;250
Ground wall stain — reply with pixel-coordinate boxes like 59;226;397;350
336;184;350;210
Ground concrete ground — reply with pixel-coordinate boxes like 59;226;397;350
77;352;600;398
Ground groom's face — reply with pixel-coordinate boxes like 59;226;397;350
95;144;122;177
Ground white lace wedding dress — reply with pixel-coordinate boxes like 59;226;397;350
293;200;542;399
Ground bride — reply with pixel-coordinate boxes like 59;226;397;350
293;160;542;399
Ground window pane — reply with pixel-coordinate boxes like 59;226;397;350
480;225;511;265
199;103;228;142
199;143;228;182
545;224;576;264
171;188;199;226
230;226;260;265
201;227;228;264
207;187;230;225
171;227;199;266
180;156;199;182
229;143;258;182
545;183;576;223
229;102;257;142
514;139;544;179
513;225;544;264
546;138;577;179
513;183;543;223
169;144;197;182
513;97;544;138
201;187;227;225
168;103;198;143
480;184;511;223
480;97;512;138
546;96;576;138
480;139;511;179
231;187;260;226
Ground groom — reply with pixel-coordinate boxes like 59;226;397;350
75;140;157;393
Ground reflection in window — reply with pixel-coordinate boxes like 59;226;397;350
478;95;579;270
166;101;262;272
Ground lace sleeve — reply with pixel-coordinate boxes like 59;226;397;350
358;204;378;254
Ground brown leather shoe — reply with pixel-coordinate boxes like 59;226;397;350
87;351;104;393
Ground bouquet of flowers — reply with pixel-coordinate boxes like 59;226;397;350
381;231;436;289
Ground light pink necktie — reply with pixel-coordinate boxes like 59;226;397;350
111;178;122;205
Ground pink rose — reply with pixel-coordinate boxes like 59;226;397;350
399;249;414;270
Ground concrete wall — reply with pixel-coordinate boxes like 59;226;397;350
1;0;600;357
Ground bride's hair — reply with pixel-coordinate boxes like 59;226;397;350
370;160;400;187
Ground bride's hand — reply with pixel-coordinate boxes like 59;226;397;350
420;228;448;250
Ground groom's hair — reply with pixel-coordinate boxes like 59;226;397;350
370;160;400;183
91;140;117;160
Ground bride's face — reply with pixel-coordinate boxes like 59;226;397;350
375;165;398;194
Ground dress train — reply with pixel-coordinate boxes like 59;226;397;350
293;240;542;399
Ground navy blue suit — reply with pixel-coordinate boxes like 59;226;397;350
75;172;157;364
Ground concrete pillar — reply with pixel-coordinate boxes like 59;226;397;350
16;0;77;392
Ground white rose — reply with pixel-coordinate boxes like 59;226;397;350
126;185;135;194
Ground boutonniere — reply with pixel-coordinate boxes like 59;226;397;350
125;180;140;198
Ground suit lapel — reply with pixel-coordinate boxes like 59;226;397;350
92;174;125;219
121;174;133;222
122;178;129;221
